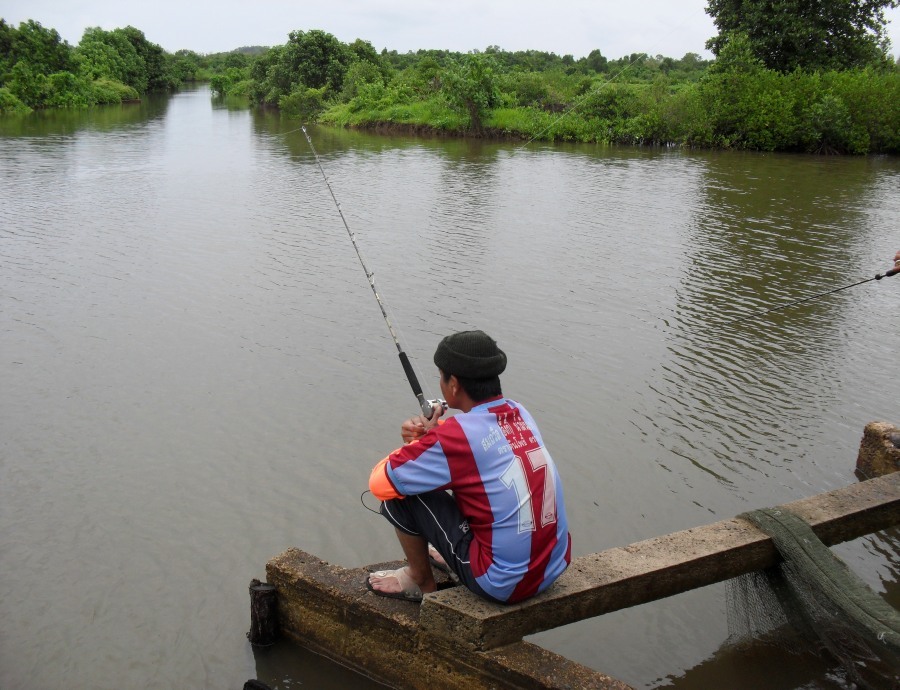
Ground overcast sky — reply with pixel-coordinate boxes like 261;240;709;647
3;0;900;61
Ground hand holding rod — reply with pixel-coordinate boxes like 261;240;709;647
880;250;900;279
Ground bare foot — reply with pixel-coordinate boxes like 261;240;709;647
367;566;436;601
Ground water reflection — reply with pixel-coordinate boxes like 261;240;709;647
251;639;388;689
0;94;170;138
660;527;900;689
1;86;898;690
646;152;894;499
656;635;838;689
685;153;882;324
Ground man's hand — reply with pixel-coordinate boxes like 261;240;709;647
400;403;444;443
886;250;900;278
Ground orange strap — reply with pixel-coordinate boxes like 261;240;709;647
369;456;403;501
369;421;446;501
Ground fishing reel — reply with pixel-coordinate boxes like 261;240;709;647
421;398;448;419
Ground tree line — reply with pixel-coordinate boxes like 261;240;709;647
211;17;899;155
0;19;259;112
3;0;899;154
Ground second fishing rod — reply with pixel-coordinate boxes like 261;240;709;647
301;126;445;420
725;262;899;325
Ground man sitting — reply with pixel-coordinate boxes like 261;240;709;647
367;330;571;603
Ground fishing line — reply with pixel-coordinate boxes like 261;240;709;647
360;490;382;515
300;125;443;419
724;265;899;325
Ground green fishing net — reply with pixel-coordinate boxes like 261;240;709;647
725;507;900;689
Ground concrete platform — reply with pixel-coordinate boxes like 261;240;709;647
264;423;900;688
266;550;631;689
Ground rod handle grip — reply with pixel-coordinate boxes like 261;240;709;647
399;352;439;418
876;266;899;279
398;351;424;395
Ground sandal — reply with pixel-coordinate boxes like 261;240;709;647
366;566;423;602
428;545;460;584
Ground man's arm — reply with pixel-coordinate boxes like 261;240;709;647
370;407;447;500
369;457;404;501
369;409;452;500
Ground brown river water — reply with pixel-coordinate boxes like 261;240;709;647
1;85;898;689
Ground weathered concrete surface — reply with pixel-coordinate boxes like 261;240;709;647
266;549;632;689
418;471;900;650
856;421;900;478
264;451;900;685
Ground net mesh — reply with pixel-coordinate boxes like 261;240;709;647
726;507;900;689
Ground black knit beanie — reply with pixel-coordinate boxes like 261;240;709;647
433;330;507;379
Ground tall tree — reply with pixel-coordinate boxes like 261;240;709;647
282;29;352;92
0;20;16;78
249;29;352;106
348;38;391;81
441;53;501;133
1;19;73;78
705;0;899;72
118;26;171;90
76;27;148;92
585;49;608;73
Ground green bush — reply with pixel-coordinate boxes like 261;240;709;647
441;54;501;132
89;78;139;104
822;69;900;153
582;82;642;120
0;87;32;114
6;60;49;107
228;79;254;98
210;68;248;96
660;84;713;146
279;85;326;120
503;72;550;108
43;71;93;107
341;60;384;101
699;57;796;150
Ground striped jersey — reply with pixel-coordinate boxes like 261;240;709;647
378;397;571;603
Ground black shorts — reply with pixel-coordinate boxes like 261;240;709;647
380;491;500;602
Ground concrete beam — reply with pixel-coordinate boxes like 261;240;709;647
418;471;900;650
266;549;631;689
264;436;900;686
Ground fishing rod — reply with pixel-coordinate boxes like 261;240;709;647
300;126;444;419
726;264;899;325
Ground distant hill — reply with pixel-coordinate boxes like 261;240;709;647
232;46;268;55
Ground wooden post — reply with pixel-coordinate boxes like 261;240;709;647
247;578;278;646
243;681;273;690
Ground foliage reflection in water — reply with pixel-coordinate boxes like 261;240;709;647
1;86;898;690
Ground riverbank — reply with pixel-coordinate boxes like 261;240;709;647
317;66;900;154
